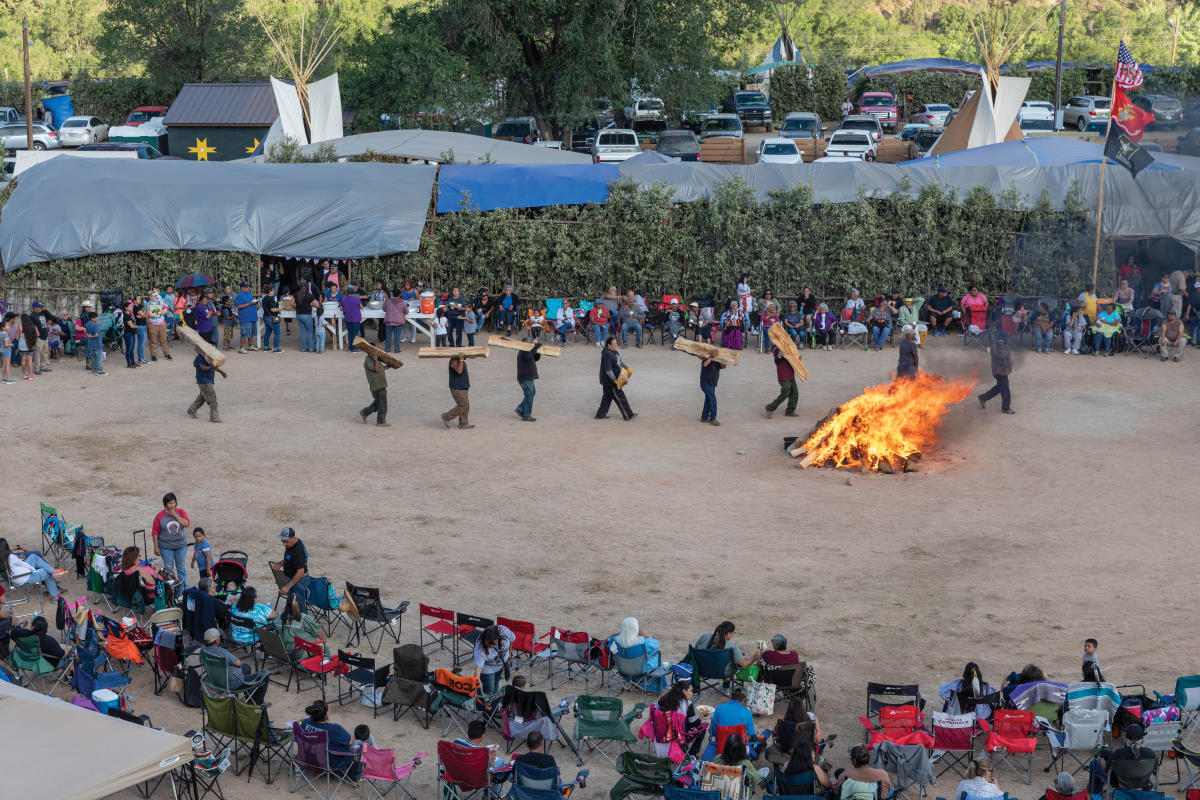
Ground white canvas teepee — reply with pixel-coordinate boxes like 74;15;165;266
929;73;1029;156
269;73;344;147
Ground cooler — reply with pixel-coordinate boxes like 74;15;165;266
420;291;435;314
92;688;120;714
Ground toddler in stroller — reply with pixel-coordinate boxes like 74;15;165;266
211;550;248;603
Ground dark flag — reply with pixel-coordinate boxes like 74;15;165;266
1104;128;1155;177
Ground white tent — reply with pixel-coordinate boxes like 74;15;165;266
0;681;193;799
242;129;592;165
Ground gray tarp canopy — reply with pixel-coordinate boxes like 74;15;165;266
0;157;437;270
243;129;592;165
616;161;1200;251
0;681;193;799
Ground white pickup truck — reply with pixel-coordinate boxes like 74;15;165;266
824;130;878;161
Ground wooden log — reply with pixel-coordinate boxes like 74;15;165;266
177;323;225;367
352;337;403;369
418;346;490;359
767;323;809;381
615;366;632;389
789;405;842;458
671;337;739;366
487;336;561;357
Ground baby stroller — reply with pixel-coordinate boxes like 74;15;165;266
211;550;248;603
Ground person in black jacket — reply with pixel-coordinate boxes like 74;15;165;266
699;354;724;425
442;356;474;429
516;342;541;421
596;337;635;421
978;329;1014;414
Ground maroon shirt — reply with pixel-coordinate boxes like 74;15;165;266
761;649;800;666
774;354;795;382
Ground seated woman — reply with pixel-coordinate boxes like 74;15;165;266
609;616;661;670
759;302;780;351
955;755;1004;799
11;616;66;666
837;744;892;800
300;699;356;773
119;546;163;606
1042;771;1086;800
783;301;805;343
813;304;837;350
769;731;832;796
0;538;62;600
696;620;759;669
713;733;768;798
230;586;277;645
647;681;706;760
939;662;998;718
760;634;800;666
273;592;326;659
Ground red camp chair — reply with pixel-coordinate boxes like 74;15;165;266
715;723;748;756
495;616;548;671
931;711;977;778
295;636;346;702
658;295;683;311
437;740;504;800
420;604;462;656
980;708;1038;784
859;704;934;748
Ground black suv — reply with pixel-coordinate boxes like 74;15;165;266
725;91;773;132
1133;94;1183;129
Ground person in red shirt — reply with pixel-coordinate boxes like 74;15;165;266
765;348;798;418
760;634;801;666
589;304;611;348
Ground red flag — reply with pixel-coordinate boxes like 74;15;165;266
1110;86;1154;140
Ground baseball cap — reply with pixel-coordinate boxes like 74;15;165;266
937;286;948;293
279;526;296;541
239;281;250;287
771;634;787;648
32;300;43;308
81;301;93;307
1125;723;1144;740
670;298;679;304
203;628;220;644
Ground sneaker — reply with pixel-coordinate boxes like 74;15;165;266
709;419;720;426
522;417;536;422
1064;348;1071;354
164;354;172;360
52;569;68;576
1161;355;1168;361
95;371;108;375
1;378;14;384
210;417;223;423
376;421;391;427
22;375;34;380
515;408;523;418
1002;408;1015;415
41;366;52;372
442;418;451;429
151;355;158;361
1173;356;1180;362
459;424;475;429
977;394;986;409
274;348;283;353
238;348;247;354
360;411;369;424
187;408;198;418
249;345;260;351
764;405;773;418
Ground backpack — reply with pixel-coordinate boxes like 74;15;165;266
182;665;204;708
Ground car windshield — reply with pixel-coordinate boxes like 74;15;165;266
1155;97;1181;108
61;119;89;127
842;120;877;132
127;111;155;122
705;118;741;132
860;96;893;107
915;130;941;147
657;135;697;152
600;133;637;146
495;121;528;137
639;99;664;111
763;143;797;155
1093;99;1111;110
832;134;869;145
142;147;163;159
736;92;766;104
782;118;817;131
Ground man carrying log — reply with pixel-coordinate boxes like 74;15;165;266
596;337;635;421
764;347;798;418
515;341;541;422
441;355;474;429
360;352;393;427
187;347;227;423
699;353;724;425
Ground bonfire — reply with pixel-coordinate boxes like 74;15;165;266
790;373;976;472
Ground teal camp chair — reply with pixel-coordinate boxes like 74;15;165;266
573;694;644;766
9;634;57;692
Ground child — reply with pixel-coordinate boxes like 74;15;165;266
352;724;377;750
219;295;237;351
47;319;62;361
1082;638;1104;682
434;307;449;347
463;304;477;346
529;309;545;343
191;527;213;578
0;314;13;384
85;311;107;376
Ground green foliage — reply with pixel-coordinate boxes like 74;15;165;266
0;0;104;81
860;72;980;112
768;63;847;124
0;75;175;126
263;137;338;163
2;250;260;298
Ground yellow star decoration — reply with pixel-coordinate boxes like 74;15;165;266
246;138;261;154
188;138;216;161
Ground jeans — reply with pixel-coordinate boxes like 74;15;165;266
1093;332;1113;354
700;384;718;421
872;323;892;349
18;550;59;598
385;324;404;352
517;380;536;419
1032;328;1053;352
123;333;137;366
298;315;315;351
160;545;189;590
497;308;517;331
450;318;464;347
263;317;281;350
621;320;642;346
346;320;361;350
558;322;572;344
591;324;606;345
88;350;103;372
480;670;501;696
362;388;387;423
979;373;1011;411
136;326;146;361
314;321;326;353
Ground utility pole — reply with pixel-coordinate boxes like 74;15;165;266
22;18;33;150
1053;0;1067;131
1169;18;1180;68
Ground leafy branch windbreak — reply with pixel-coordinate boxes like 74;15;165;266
1;180;1106;303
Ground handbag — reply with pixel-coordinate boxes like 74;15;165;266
166;673;184;695
743;680;775;716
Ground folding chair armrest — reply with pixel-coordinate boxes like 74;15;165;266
978;719;993;734
624;703;648;723
858;716;877;731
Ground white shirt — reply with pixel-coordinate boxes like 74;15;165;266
955;777;1004;799
434;317;448;335
557;307;573;326
8;553;33;584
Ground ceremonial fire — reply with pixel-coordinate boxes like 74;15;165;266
790;373;976;472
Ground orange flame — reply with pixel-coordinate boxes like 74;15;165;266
798;373;977;470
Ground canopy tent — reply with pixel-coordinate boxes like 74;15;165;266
748;34;805;75
847;58;983;86
0;157;436;270
437;164;619;212
0;681;193;799
243;129;591;165
623;149;678;165
911;137;1195;171
615;161;1200;250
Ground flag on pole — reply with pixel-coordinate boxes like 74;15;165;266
1115;40;1144;90
1110;86;1155;140
1104;128;1155;177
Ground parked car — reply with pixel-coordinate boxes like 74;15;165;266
1176;127;1200;156
57;116;109;147
756;137;803;165
494;117;540;142
591;98;615;128
898;123;929;141
700;113;744;140
0;106;24;125
571;125;598;153
655;129;701;161
907;127;944;160
1017;101;1055;131
778;112;825;141
840;114;883;143
632;118;668;147
1061;96;1110;132
825;129;877;160
124;106;168;126
857;91;898;132
534;140;565;150
726;90;772;131
77;142;163;159
590;128;641;163
0;122;60;150
1134;94;1182;128
623;97;665;124
681;105;718;134
910;103;952;127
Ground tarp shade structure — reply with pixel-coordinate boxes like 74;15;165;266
0;157;436;270
436;164;619;212
242;129;592;165
910;137;1193;171
0;680;193;799
847;58;983;86
624;149;679;165
615;161;1200;250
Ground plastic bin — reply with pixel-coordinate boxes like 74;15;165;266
420;291;435;314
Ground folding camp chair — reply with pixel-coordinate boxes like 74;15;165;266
838;308;869;350
664;788;720;800
231;697;293;784
40;502;82;566
198;648;269;703
1141;720;1182;786
980;708;1038;784
203;692;240;765
437;740;505;800
7;634;59;693
610;751;681;799
1102;758;1160;797
335;648;390;707
871;740;934;800
360;744;425;800
497;615;549;672
294;636;345;702
420;604;461;655
609;641;672;696
1067;680;1121;719
1043;707;1108;775
759;662;816;709
538;627;603;693
510;759;589;798
1175;675;1200;746
255;626;308;694
687;645;736;698
226;616;262;666
151;630;181;696
0;557;42;616
859;704;933;748
930;711;977;778
1009;680;1067;725
1124;308;1162;357
1173;739;1200;791
769;767;817;798
305;577;348;640
1111;790;1166;800
865;682;926;723
343;582;407;653
380;644;434;726
699;760;751;800
453;611;493;669
431;669;484;738
961;305;989;349
496;685;580;761
574;694;645;767
289;721;360;800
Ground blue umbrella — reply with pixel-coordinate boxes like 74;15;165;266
176;273;212;289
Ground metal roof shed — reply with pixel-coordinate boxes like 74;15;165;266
164;82;278;162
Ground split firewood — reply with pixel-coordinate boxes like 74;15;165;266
487;336;561;357
672;338;740;366
417;346;490;359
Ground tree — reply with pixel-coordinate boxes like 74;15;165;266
96;0;260;87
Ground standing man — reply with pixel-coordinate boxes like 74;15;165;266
187;347;226;423
515;341;541;422
84;311;106;375
261;284;282;353
294;277;316;352
152;492;192;591
977;330;1014;415
926;286;954;335
596;336;635;421
234;281;258;354
29;300;54;374
841;97;853;120
441;355;474;429
1169;268;1191;319
699;353;723;426
360;351;392;426
764;347;798;418
896;325;919;379
146;289;172;361
270;527;311;606
195;288;218;345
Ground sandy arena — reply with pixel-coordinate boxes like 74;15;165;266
5;333;1198;799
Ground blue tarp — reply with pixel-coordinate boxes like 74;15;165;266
436;163;620;212
848;58;982;86
907;138;1188;171
41;94;74;127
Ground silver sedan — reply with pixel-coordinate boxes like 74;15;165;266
57;116;109;147
0;122;61;150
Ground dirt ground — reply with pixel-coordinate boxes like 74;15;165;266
6;329;1198;799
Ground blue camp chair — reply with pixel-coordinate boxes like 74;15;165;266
686;645;735;697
